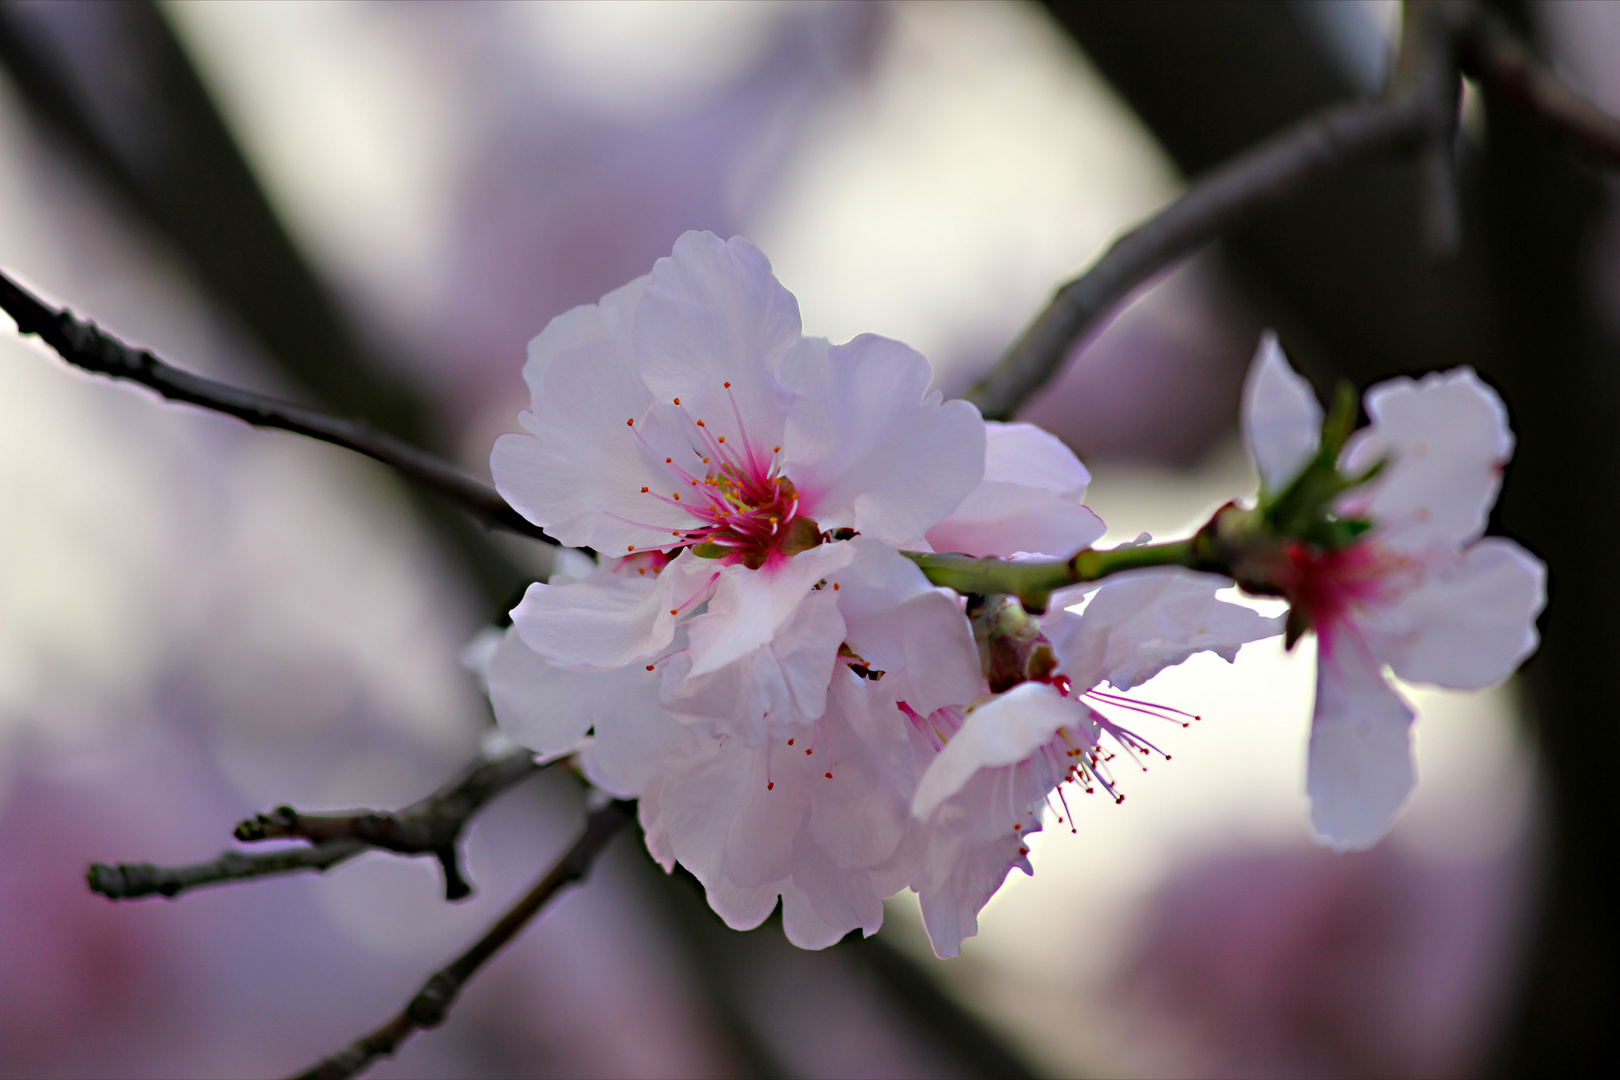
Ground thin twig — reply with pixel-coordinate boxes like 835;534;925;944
89;748;546;902
1456;6;1620;168
962;93;1432;420
0;269;553;544
86;841;366;899
294;798;635;1080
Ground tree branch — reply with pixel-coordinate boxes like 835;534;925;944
961;92;1433;420
1455;6;1620;168
88;748;546;903
0;269;554;545
294;798;635;1080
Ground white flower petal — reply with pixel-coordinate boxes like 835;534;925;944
493;335;692;552
911;683;1077;819
781;333;985;544
519;274;646;404
1307;627;1417;850
913;827;1034;959
634;231;800;456
486;627;594;757
511;553;710;669
662;588;846;737
1341;367;1514;549
1048;568;1283;692
684;542;856;677
1382;537;1546;690
925;481;1106;558
705;877;781;932
1242;330;1322;494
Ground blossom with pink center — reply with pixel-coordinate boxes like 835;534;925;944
1241;333;1546;849
492;231;985;728
901;569;1280;956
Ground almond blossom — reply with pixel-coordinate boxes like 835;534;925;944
1239;334;1546;849
903;570;1280;955
491;230;984;738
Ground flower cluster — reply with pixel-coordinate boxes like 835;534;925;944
482;232;1544;956
483;232;1275;956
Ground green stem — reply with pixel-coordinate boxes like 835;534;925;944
904;538;1202;613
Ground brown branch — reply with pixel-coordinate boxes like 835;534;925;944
89;748;546;903
961;93;1433;419
1455;6;1620;168
294;798;635;1080
0;269;554;544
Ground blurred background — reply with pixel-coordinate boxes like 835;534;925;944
0;1;1613;1076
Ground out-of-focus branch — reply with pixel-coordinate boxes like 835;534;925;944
86;841;366;900
0;269;554;545
295;798;635;1080
1455;6;1620;168
88;748;546;903
962;93;1432;419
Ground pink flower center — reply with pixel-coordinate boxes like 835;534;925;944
625;386;820;570
1273;539;1410;631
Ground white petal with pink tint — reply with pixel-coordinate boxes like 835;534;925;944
1377;537;1546;690
1047;568;1283;692
1242;330;1322;494
1307;627;1417;849
518;275;646;404
912;683;1079;819
780;333;985;545
1340;368;1513;549
927;421;1105;558
634;231;800;456
683;541;856;677
510;552;713;669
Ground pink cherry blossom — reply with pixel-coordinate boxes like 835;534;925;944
1241;335;1547;849
902;569;1280;956
492;230;984;727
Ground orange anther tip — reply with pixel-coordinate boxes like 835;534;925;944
805;748;812;755
645;664;655;671
723;381;731;388
627;545;636;551
673;397;680;405
717;436;726;443
696;420;705;427
669;609;678;615
773;445;780;452
641;486;649;493
787;738;794;746
832;583;840;590
824;772;833;779
626;418;634;426
767;781;774;790
665;457;673;463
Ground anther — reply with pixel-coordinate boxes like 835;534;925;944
669;609;678;615
665;457;672;464
773;445;780;453
805;748;812;755
723;381;731;388
646;665;655;671
673;494;680;501
696;420;706;427
626;418;634;426
767;781;774;790
832;583;840;591
824;772;833;779
673;397;680;405
641;486;649;493
628;545;636;551
718;436;726;443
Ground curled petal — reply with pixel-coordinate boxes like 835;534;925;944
511;553;711;669
1242;330;1322;495
912;683;1079;820
1048;568;1283;692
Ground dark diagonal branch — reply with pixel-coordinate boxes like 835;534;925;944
962;93;1433;419
0;269;553;545
295;798;635;1080
1456;7;1620;168
89;748;546;903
